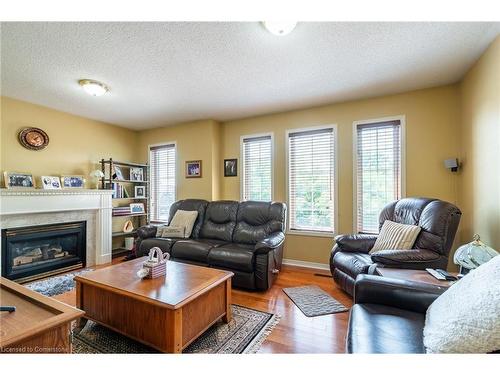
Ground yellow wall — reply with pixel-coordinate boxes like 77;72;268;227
221;85;462;264
458;36;500;250
136;119;222;201
0;97;138;188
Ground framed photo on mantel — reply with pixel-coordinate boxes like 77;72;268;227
3;171;35;189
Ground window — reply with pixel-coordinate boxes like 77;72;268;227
241;134;273;201
149;143;176;222
287;126;336;234
355;118;404;233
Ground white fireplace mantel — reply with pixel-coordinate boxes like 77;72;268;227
0;189;113;265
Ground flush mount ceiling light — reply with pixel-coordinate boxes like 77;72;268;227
262;21;297;36
78;79;109;97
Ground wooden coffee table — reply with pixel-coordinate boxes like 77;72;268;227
74;258;233;353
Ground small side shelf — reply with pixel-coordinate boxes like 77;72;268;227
101;158;150;258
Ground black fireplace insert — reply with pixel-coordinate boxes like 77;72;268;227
1;221;86;282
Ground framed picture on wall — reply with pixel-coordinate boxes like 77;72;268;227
3;172;35;189
185;160;202;178
224;159;237;177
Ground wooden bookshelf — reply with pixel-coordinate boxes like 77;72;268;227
100;158;149;258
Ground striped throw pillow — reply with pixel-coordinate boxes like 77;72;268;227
369;220;421;254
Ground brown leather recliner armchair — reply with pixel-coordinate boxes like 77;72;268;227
330;197;462;296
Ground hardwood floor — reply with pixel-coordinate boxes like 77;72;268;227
52;260;352;353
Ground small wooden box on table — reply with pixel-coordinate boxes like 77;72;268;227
0;277;84;353
74;257;233;353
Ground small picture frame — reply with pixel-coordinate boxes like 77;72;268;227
61;175;85;189
224;159;238;177
113;165;125;180
41;176;62;190
135;185;146;198
3;172;35;189
130;167;144;182
130;203;145;214
185;160;202;178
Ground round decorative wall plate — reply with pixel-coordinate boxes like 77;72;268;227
19;127;49;151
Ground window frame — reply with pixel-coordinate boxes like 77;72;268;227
285;124;338;238
352;115;406;234
148;141;177;224
240;132;275;202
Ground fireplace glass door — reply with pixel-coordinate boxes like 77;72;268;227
1;221;86;282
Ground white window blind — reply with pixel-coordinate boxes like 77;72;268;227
149;143;176;222
356;120;402;233
288;127;336;233
241;135;272;201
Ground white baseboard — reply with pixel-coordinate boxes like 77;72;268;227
282;258;330;271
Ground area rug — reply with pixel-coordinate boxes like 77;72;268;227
72;305;279;354
25;269;94;297
283;285;348;317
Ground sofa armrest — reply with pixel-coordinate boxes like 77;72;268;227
335;234;378;253
370;248;440;267
354;274;445;313
254;232;285;255
136;225;158;240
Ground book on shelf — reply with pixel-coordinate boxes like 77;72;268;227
110;182;133;199
112;206;131;216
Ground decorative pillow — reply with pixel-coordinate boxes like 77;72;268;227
369;220;421;254
157;226;185;238
155;225;167;237
423;256;500;353
169;210;198;238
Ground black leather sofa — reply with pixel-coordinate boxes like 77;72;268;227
347;274;446;353
136;199;286;291
330;197;462;295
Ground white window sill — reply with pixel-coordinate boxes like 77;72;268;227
286;230;336;238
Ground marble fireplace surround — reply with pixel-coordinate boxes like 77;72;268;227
0;189;113;267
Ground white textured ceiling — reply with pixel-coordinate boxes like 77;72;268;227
1;22;499;130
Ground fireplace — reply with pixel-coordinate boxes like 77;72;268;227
1;221;86;283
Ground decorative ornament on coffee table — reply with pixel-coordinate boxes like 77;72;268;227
137;247;170;279
454;234;499;275
19;127;49;151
